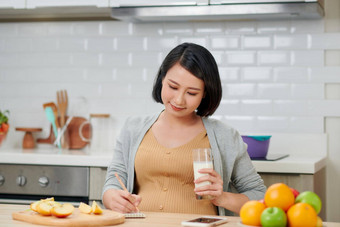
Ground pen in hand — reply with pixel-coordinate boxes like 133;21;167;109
114;173;140;212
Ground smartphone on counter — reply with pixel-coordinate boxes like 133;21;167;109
181;216;228;226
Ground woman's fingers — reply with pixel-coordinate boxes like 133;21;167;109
107;189;140;213
194;168;223;198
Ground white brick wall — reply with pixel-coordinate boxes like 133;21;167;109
1;19;340;148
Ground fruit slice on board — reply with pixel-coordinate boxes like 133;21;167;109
79;202;93;214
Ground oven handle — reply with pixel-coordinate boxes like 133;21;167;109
0;198;80;207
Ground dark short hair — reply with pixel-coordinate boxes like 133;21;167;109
152;43;222;117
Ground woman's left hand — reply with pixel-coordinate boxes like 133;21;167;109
194;168;224;205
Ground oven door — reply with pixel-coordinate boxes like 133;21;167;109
0;164;89;206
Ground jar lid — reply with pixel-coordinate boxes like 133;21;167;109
90;114;110;118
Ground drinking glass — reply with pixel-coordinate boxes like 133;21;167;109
193;148;214;200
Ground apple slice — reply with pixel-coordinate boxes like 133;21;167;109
30;197;55;212
79;202;92;214
92;201;103;215
51;203;74;218
30;201;42;212
36;201;61;216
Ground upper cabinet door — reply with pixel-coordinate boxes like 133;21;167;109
109;0;208;7
210;0;316;4
0;0;26;9
26;0;109;8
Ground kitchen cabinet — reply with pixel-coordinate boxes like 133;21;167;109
0;0;112;21
109;0;208;7
26;0;109;8
0;0;25;9
259;167;326;220
209;0;318;4
89;167;107;201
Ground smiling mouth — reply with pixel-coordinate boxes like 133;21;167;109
170;103;185;111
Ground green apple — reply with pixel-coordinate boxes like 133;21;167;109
261;207;287;227
295;191;322;214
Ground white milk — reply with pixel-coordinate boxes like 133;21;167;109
193;161;214;188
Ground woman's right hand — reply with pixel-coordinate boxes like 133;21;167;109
103;188;141;213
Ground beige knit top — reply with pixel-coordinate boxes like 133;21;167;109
134;129;218;215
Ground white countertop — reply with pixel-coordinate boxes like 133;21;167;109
252;155;327;174
0;148;326;174
0;148;112;168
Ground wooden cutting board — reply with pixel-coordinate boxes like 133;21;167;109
37;116;91;150
12;208;125;226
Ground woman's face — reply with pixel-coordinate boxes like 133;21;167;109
161;63;205;118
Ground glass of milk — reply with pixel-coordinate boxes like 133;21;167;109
193;148;214;200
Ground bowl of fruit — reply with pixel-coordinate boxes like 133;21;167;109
240;183;322;227
0;109;10;147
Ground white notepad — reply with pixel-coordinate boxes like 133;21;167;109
124;212;146;218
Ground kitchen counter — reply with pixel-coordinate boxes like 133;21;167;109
2;204;340;227
0;148;112;167
0;148;326;174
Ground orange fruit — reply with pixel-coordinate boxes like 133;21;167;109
287;203;317;227
316;216;323;227
240;200;266;226
264;183;295;211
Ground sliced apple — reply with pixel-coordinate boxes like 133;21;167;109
36;201;61;216
30;197;55;212
30;201;42;212
79;202;92;214
43;197;55;202
51;203;74;218
92;201;103;215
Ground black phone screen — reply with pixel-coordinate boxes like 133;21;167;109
188;218;223;223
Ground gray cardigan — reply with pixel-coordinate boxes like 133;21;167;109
102;112;266;216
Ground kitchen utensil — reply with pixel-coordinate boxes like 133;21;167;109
241;135;272;159
57;90;68;128
54;116;73;146
12;208;125;226
43;102;60;129
15;127;42;149
45;107;58;139
36;116;91;149
79;113;111;152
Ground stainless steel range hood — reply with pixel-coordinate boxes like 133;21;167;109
111;1;324;22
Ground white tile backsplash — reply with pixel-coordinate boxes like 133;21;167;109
210;36;240;50
194;22;225;35
273;67;309;83
241;100;272;115
1;18;339;146
291;50;324;66
291;84;324;99
226;21;256;34
241;67;272;82
257;84;291;99
258;51;290;65
311;33;340;49
274;34;309;49
257;20;290;34
290;19;324;34
242;35;272;49
87;38;115;52
225;51;256;65
163;22;194;35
